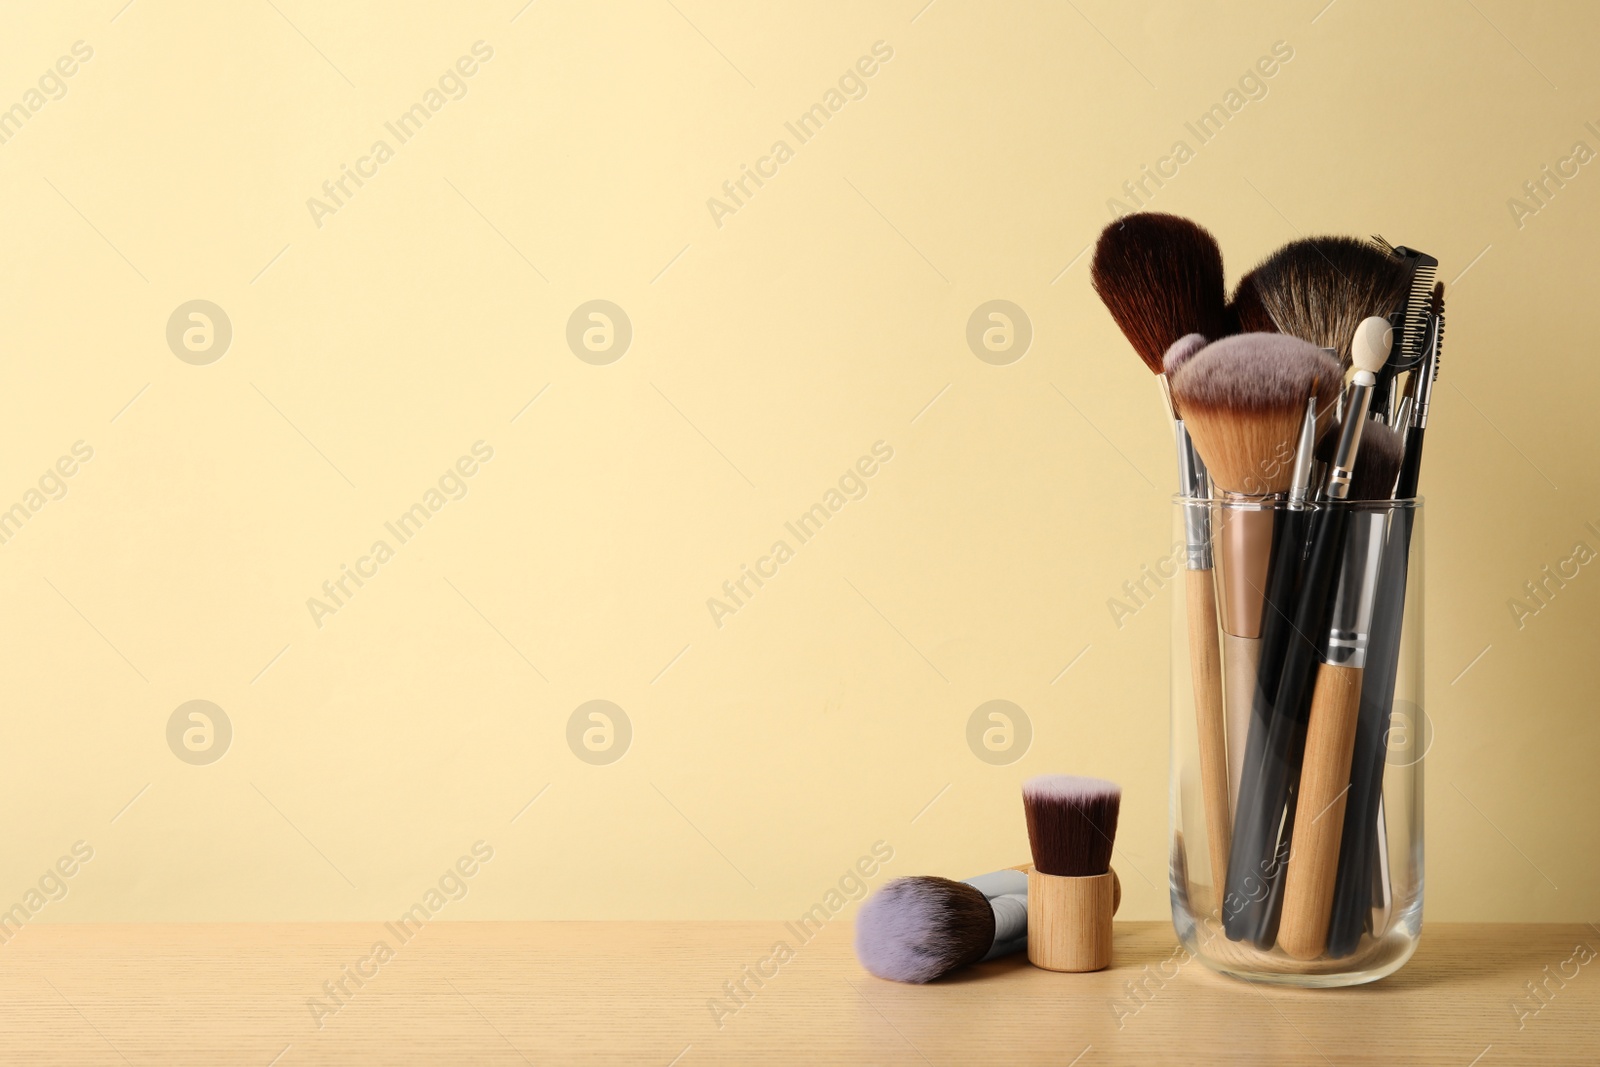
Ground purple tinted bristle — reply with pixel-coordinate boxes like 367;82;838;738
854;876;994;983
1162;333;1209;378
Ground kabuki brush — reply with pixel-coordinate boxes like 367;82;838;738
1024;775;1122;972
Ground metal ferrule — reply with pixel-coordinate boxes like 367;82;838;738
1325;510;1388;668
1174;421;1213;569
1286;398;1318;510
1324;378;1374;501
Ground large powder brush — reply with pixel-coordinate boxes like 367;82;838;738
1231;237;1410;367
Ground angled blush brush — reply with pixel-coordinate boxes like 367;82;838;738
1091;214;1230;889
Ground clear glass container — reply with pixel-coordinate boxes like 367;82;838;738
1169;495;1424;986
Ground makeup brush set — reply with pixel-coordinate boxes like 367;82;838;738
1091;214;1443;964
855;776;1121;982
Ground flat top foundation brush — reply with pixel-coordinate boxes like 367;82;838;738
1171;334;1342;502
1023;774;1121;877
1231;238;1410;368
855;869;1028;983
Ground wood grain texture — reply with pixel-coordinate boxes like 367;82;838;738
1279;662;1364;960
1026;868;1118;972
0;922;1596;1064
1186;568;1232;888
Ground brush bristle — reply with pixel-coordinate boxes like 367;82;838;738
1430;282;1445;382
1315;419;1405;500
1091;213;1228;375
1162;333;1208;379
1350;420;1404;501
1023;775;1120;877
1229;270;1278;334
854;876;995;983
1239;237;1410;366
1168;334;1342;494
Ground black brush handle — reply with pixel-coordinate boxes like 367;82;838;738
1221;507;1308;941
1395;424;1425;500
1226;504;1349;945
1326;506;1415;957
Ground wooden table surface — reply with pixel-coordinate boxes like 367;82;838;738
1;921;1595;1064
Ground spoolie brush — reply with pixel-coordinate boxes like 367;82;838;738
1023;775;1122;972
855;869;1028;983
1231;238;1410;367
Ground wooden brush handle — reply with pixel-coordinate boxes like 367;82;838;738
1186;569;1231;889
1025;867;1120;972
1277;661;1363;960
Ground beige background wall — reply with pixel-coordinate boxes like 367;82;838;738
0;0;1594;926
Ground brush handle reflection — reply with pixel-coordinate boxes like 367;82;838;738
1186;569;1232;890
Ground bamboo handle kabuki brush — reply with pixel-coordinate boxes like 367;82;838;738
1023;775;1121;972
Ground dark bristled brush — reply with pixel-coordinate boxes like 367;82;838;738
1091;214;1232;889
1232;238;1411;369
1325;283;1445;957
